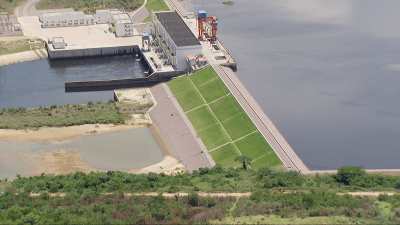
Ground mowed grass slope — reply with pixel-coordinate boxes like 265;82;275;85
169;66;281;169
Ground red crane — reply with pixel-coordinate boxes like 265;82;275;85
197;10;218;43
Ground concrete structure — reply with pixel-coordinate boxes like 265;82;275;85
152;11;202;71
49;37;66;49
39;11;95;28
94;9;112;24
0;13;22;36
112;13;134;37
166;0;309;173
114;88;155;114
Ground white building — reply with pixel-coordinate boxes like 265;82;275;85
152;11;202;71
39;11;95;28
94;9;112;24
112;13;134;37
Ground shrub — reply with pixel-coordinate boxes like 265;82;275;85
336;166;366;185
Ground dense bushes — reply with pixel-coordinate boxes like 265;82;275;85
8;167;400;194
0;193;232;224
4;167;400;224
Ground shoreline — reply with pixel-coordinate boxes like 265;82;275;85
0;123;183;178
0;49;48;67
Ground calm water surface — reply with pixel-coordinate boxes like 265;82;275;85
0;55;147;108
0;128;164;179
193;0;400;169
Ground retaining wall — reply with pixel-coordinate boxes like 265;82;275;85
47;44;140;59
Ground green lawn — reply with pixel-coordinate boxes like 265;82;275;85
169;76;203;111
210;144;240;168
145;0;169;12
168;66;281;169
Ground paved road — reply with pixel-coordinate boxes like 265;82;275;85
149;84;215;172
14;0;40;17
129;0;149;23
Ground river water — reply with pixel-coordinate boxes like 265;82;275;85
193;0;400;169
0;55;147;108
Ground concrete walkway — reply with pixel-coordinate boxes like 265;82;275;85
149;84;215;172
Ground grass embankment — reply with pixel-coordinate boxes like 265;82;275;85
0;39;44;56
168;66;281;169
0;0;24;13
36;0;144;13
145;0;169;12
0;102;127;129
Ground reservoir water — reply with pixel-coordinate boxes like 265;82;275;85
0;55;147;108
194;0;400;169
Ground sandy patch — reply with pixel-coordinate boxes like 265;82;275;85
131;156;185;175
0;124;140;142
0;49;47;67
35;149;96;175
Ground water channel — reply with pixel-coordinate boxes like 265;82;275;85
0;55;147;108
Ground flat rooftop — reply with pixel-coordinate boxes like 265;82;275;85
155;11;200;47
18;16;141;51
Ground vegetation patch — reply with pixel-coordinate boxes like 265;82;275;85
3;167;400;224
36;0;144;13
145;0;169;12
0;101;127;129
0;0;24;13
168;66;281;169
0;39;44;56
210;144;240;167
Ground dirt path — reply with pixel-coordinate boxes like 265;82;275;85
28;192;252;198
26;191;400;198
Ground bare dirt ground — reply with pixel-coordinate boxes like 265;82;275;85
0;124;135;142
34;149;95;175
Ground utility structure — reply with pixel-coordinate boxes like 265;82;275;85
197;10;218;43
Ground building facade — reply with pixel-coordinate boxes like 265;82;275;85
152;11;202;71
39;12;95;28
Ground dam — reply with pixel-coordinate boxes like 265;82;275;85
193;0;400;170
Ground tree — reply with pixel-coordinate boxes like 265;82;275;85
336;166;366;185
235;155;252;170
187;192;199;207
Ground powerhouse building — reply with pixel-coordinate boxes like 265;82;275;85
152;11;202;71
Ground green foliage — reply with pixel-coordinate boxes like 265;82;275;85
235;155;252;170
0;0;23;12
8;167;400;195
336;166;367;185
3;167;400;223
36;0;144;13
0;102;127;129
0;39;44;56
187;192;199;207
146;0;169;12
